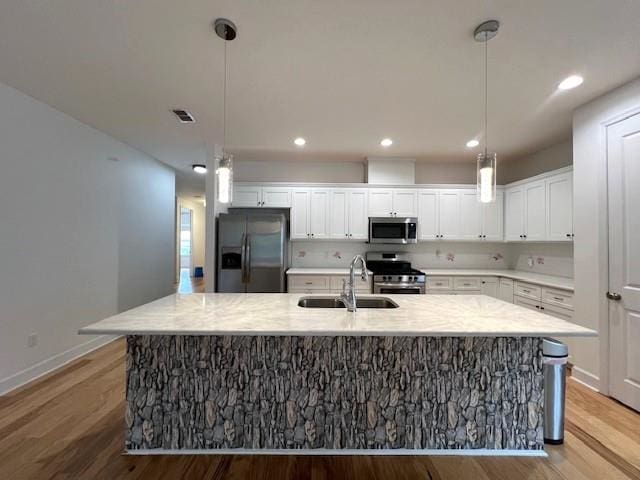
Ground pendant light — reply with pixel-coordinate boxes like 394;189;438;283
474;20;499;203
214;18;237;204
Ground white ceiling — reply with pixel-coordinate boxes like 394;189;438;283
1;0;640;194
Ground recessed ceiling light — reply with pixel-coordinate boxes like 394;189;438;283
294;137;306;146
558;75;584;91
466;139;479;148
380;138;393;147
192;164;207;174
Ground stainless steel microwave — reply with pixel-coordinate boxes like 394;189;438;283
368;217;418;244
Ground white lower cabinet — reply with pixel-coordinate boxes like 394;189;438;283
287;274;371;294
498;278;514;303
425;276;499;297
513;281;574;319
480;277;499;298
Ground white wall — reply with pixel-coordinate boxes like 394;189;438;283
500;140;573;184
508;243;573;278
571;76;640;392
0;82;175;394
234;160;365;183
177;197;206;276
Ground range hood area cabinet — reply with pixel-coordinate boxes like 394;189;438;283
417;189;503;241
504;169;573;242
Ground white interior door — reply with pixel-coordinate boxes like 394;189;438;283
607;113;640;411
348;189;368;240
417;189;439;240
328;189;349;239
524;180;547;241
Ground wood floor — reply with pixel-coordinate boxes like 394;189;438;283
1;339;639;480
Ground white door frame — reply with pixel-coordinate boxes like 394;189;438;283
599;104;640;395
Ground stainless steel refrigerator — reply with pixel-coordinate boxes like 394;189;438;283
217;212;288;292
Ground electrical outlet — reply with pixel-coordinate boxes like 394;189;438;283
527;256;534;268
27;333;38;348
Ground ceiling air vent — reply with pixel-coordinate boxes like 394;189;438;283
172;109;195;123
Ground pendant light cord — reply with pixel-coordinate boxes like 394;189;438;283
223;39;228;153
484;31;488;157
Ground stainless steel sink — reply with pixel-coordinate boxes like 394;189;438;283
297;296;398;309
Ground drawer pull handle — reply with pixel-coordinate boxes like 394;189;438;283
523;289;530;293
305;282;313;285
553;296;564;301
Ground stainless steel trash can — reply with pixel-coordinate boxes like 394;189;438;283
543;338;569;444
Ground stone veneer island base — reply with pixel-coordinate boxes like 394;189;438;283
79;293;596;456
125;335;544;453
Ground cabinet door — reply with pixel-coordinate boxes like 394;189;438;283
368;188;394;217
459;191;482;240
498;278;514;303
504;186;524;241
524;180;547;241
481;277;499;298
417;189;439;240
348;189;369;240
328;189;349;239
482;190;504;241
290;189;310;239
438;190;461;240
261;187;291;208
309;189;330;239
546;172;573;241
232;186;262;207
392;189;418;216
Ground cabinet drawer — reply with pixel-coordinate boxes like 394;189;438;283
515;282;542;300
541;302;573;321
330;276;371;292
454;277;482;291
426;290;455;295
288;288;320;294
542;287;574;310
426;277;453;290
514;295;540;312
288;275;330;290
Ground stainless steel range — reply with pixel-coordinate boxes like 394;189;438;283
366;252;426;294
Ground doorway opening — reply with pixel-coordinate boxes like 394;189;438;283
178;207;193;291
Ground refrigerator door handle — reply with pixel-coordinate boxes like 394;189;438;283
240;233;247;283
245;234;252;284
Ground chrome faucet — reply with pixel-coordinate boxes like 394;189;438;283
341;254;369;312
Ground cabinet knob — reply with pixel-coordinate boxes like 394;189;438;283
349;233;353;237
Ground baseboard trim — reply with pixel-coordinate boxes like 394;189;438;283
570;366;600;392
0;335;119;396
125;448;548;457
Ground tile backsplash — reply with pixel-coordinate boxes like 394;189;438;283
290;241;574;278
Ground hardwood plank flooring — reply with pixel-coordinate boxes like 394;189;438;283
1;338;639;479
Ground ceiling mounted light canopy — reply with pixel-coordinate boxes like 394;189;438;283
558;75;584;90
192;164;207;174
380;138;393;147
213;18;237;205
474;20;499;204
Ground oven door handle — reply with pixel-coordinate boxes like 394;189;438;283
374;282;423;288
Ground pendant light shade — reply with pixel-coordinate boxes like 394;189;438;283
474;20;499;204
216;153;233;204
214;18;237;205
477;152;497;203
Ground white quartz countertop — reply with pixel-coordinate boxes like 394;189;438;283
79;293;594;337
287;268;574;291
287;268;373;276
417;269;574;291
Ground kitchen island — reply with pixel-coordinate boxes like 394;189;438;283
79;293;595;456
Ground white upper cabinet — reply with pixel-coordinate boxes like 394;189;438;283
328;189;349;239
368;188;394;217
482;190;504;241
546;172;573;241
231;186;291;207
505;186;524;241
348;189;369;240
309;189;330;239
261;187;292;207
368;188;417;217
232;186;262;207
459;191;482;240
290;189;311;239
392;189;418;216
417;190;439;240
438;190;461;240
524;180;547;241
